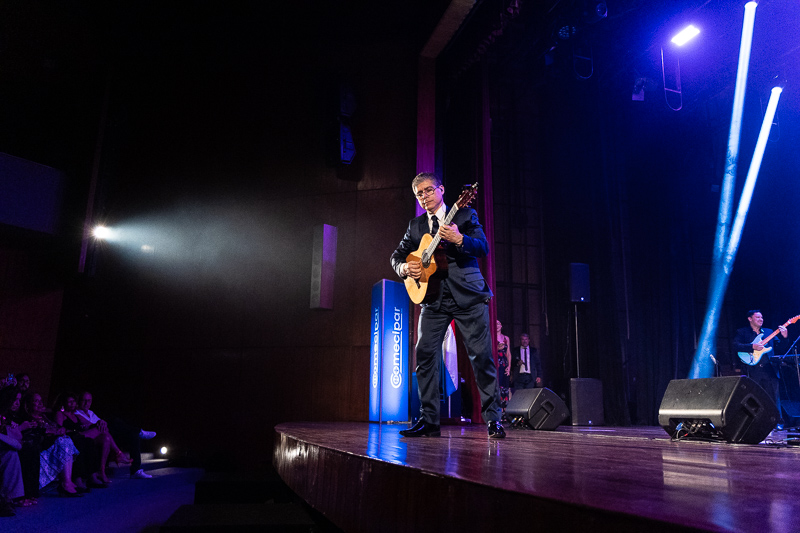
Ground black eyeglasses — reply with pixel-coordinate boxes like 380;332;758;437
415;186;440;199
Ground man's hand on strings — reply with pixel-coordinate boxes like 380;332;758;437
405;261;422;280
438;224;463;246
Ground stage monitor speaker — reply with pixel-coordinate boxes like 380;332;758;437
569;263;590;302
570;378;604;426
658;376;779;444
781;401;800;427
506;388;570;430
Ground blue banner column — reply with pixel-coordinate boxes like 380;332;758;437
369;280;411;423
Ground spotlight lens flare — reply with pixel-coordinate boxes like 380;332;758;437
671;25;700;46
93;225;113;240
160;447;168;455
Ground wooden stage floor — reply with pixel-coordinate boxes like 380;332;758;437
274;421;800;533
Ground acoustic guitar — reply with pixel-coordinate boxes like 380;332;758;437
737;315;800;365
404;183;478;305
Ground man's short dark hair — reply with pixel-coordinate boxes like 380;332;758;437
412;172;442;190
747;309;761;318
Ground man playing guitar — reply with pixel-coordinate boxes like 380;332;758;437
391;172;504;439
733;310;789;429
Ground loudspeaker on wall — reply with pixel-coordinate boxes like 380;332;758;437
658;376;778;444
310;224;337;309
569;263;590;302
506;388;570;430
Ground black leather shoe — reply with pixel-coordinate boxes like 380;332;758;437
399;420;441;437
488;421;506;439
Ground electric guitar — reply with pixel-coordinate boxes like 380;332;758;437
404;183;478;305
737;315;800;365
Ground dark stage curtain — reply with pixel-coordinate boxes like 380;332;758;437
438;54;725;427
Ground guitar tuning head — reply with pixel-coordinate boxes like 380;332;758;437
457;182;479;208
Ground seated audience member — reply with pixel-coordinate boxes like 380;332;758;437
0;388;25;516
7;389;41;504
0;374;14;390
53;392;111;487
76;391;156;479
21;392;83;497
15;374;31;394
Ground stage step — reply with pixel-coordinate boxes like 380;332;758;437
107;451;170;478
159;502;319;532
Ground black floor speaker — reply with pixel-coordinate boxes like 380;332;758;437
781;401;800;427
570;378;604;426
658;376;779;444
506;388;570;430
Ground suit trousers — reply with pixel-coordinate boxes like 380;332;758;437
415;287;500;425
514;372;535;390
109;417;143;474
748;362;780;415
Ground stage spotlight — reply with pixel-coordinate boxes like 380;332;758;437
141;244;154;254
160;446;168;455
557;24;577;41
583;1;608;24
671;25;700;46
92;225;113;240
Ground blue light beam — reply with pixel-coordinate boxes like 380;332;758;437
690;87;782;379
690;1;758;378
713;1;757;274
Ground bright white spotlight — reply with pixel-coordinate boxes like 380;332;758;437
671;25;700;46
141;245;155;254
93;225;113;240
160;446;168;455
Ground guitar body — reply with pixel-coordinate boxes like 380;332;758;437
736;316;800;366
401;182;478;305
738;333;773;366
404;233;447;304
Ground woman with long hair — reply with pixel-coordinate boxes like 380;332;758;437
20;392;82;497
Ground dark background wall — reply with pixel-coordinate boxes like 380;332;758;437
470;0;800;425
1;0;799;468
0;0;448;468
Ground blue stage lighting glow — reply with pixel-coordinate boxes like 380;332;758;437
671;25;700;46
725;87;783;260
690;1;759;379
690;88;781;381
712;1;757;272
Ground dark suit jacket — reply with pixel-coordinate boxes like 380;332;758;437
733;326;781;376
510;345;542;385
733;327;780;355
391;207;492;310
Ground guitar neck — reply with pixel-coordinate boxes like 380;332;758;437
761;322;788;345
424;204;460;255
